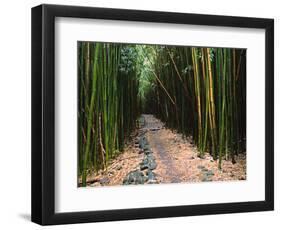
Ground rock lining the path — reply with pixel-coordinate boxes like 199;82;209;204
99;177;110;185
88;114;246;187
123;128;158;185
140;155;157;171
197;165;214;182
123;170;147;185
146;169;157;184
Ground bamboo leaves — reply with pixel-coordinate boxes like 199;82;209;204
78;42;246;186
79;42;140;186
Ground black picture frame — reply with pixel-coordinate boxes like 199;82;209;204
31;4;274;225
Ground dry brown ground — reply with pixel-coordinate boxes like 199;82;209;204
145;115;246;183
83;114;246;187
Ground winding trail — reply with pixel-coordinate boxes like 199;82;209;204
143;115;184;183
86;114;246;187
142;114;246;184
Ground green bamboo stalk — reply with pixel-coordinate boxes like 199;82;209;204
82;43;101;186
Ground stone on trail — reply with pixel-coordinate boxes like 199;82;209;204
150;127;160;132
123;170;147;185
144;150;152;155
116;165;122;170
138;116;146;128
171;178;181;183
143;144;151;151
108;171;114;176
202;177;212;182
197;165;205;170
148;161;157;170
139;154;157;171
205;170;214;176
201;169;214;182
141;156;150;165
139;136;148;149
146;170;157;184
99;177;110;185
140;164;148;171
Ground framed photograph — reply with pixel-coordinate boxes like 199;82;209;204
31;4;274;225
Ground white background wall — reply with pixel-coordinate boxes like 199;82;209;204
0;0;279;229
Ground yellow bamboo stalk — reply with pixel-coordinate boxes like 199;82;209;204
191;48;202;149
206;48;217;157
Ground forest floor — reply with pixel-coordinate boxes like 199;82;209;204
84;114;246;187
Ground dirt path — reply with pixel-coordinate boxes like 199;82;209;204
143;115;184;183
144;114;246;183
85;114;246;187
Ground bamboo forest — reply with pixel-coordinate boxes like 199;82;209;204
78;42;246;187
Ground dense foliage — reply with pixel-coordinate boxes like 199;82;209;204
78;42;139;186
78;42;246;186
144;46;246;168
